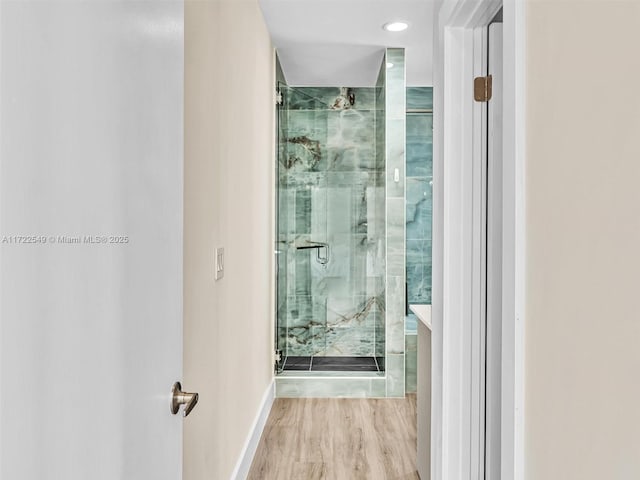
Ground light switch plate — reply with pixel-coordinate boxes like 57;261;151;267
215;247;224;280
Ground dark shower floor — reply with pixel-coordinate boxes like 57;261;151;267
282;356;382;372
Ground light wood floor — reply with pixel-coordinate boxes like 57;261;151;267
247;395;418;480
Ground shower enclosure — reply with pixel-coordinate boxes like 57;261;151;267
275;84;386;374
273;49;406;397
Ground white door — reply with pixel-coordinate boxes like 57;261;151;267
0;1;184;479
485;20;503;480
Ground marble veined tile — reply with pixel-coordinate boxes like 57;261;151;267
285;110;328;139
285;87;378;111
367;187;385;274
406;114;433;177
376;54;386;90
277;188;295;236
326;295;378;327
315;293;380;357
406;142;433;177
366;276;385;297
406;177;432;240
321;276;352;301
386;275;406;354
384;46;407;382
405;334;417;393
406;111;432;137
310;187;328;239
404;90;433;314
285;325;324;357
293;249;312;296
321;326;375;356
282;171;326;189
286;295;327;328
406;87;433;110
386;354;405;397
376;84;385;108
276;376;387;398
324;238;376;296
366;239;385;279
326;111;376;172
366;185;385;237
326;145;377;172
294;188;311;234
284;87;331;110
352;88;377;111
386;119;406;199
327;110;375;144
277;324;287;347
405;313;418;333
318;234;357;286
325;171;374;188
406;244;432;304
386;198;405;277
386;49;406;121
375;81;386;172
374;310;386;359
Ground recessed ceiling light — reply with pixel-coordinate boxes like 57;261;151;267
383;22;408;32
387;62;394;68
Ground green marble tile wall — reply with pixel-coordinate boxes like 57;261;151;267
406;87;433;309
403;88;432;396
385;49;407;397
405;333;418;393
276;85;386;360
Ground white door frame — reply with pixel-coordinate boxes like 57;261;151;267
431;0;525;478
486;21;504;480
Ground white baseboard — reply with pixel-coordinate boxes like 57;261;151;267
230;379;275;480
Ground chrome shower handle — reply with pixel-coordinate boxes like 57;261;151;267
171;382;199;417
295;241;330;265
316;243;329;265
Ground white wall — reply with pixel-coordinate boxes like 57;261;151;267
525;2;640;478
183;0;275;478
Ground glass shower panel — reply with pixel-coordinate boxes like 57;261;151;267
275;80;288;371
276;87;328;366
276;86;385;373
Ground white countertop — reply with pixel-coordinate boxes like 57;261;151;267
409;304;432;330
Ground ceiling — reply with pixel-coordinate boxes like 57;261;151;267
259;0;435;87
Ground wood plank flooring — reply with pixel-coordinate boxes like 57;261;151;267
247;395;418;480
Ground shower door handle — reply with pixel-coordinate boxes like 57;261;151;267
316;244;329;265
170;382;199;417
295;242;330;265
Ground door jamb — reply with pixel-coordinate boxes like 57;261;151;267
432;1;525;479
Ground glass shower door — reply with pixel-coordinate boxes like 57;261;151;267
275;85;385;374
275;80;287;372
276;85;330;372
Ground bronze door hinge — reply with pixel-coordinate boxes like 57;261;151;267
474;75;493;102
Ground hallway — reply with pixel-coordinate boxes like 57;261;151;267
248;396;418;480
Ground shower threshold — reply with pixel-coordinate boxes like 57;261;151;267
282;356;382;372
